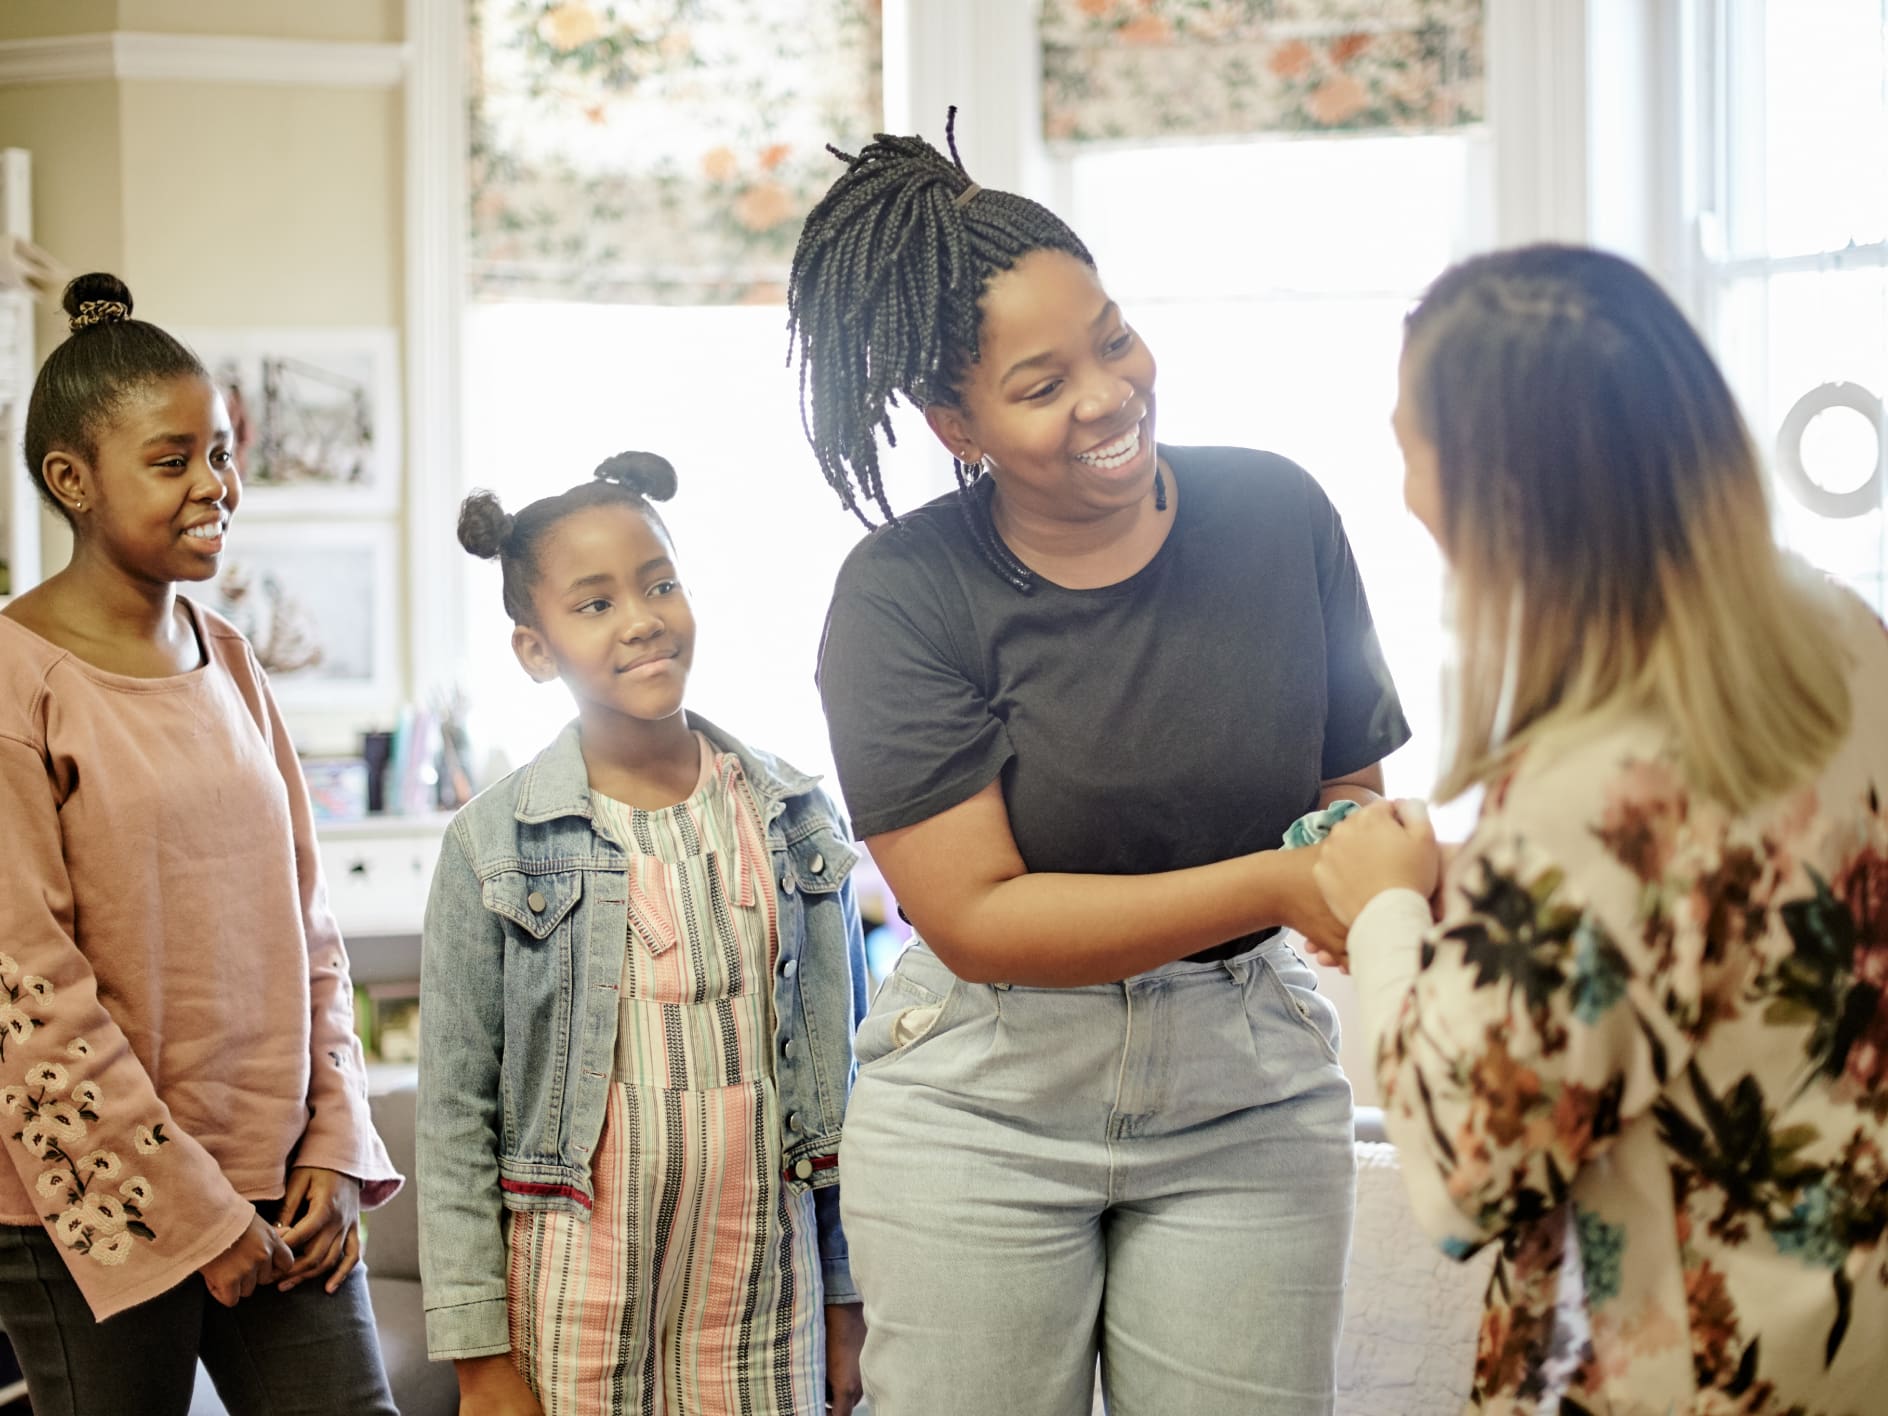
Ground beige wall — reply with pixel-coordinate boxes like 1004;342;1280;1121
0;83;126;350
0;2;119;41
0;2;401;44
0;4;407;727
117;82;403;329
117;0;403;44
0;78;125;574
0;6;405;346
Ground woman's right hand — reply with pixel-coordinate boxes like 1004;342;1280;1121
198;1211;293;1307
1282;843;1352;967
455;1354;545;1415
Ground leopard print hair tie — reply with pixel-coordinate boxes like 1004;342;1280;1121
69;299;131;332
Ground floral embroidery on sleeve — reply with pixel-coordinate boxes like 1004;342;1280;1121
0;953;50;1063
0;1010;164;1268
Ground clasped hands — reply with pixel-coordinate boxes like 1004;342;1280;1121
1299;798;1442;971
197;1165;363;1307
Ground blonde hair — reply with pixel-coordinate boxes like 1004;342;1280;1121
1404;246;1851;810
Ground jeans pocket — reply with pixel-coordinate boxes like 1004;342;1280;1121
855;951;963;1071
1261;938;1343;1065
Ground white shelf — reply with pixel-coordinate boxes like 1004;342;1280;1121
317;810;456;841
319;816;449;940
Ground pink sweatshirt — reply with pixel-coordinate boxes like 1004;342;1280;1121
0;599;399;1321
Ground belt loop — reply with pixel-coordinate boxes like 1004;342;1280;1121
1222;957;1251;984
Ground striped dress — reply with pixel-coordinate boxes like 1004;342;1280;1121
505;735;824;1416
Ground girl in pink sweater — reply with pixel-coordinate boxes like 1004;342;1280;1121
0;274;401;1413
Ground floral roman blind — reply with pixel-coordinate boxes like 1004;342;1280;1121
1040;0;1484;144
469;1;883;304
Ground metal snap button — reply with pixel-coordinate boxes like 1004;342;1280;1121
781;874;797;895
526;890;547;913
782;1039;795;1058
787;1111;802;1132
809;852;824;874
793;1159;814;1181
780;958;797;978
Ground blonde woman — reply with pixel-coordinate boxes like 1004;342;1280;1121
1313;246;1888;1413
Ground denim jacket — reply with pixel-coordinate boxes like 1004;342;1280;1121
416;715;868;1360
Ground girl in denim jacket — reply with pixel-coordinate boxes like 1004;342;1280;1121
417;453;868;1416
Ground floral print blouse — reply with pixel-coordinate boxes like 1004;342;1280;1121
1347;593;1888;1415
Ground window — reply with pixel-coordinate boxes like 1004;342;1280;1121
459;302;939;786
1698;0;1888;613
1059;133;1486;799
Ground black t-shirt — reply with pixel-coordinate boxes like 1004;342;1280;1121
817;445;1409;890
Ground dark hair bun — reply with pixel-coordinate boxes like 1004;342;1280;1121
63;272;135;332
457;488;515;559
593;451;678;502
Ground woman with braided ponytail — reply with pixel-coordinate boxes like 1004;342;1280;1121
787;114;1409;1413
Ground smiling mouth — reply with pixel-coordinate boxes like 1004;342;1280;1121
618;650;678;674
1073;423;1144;471
182;521;227;542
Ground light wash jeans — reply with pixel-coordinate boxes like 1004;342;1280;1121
841;935;1355;1416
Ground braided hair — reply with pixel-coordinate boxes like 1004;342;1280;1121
786;107;1094;528
458;451;678;625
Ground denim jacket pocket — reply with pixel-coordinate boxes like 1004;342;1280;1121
782;825;858;896
483;868;583;940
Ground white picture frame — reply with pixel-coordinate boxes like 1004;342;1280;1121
198;521;402;711
176;327;402;515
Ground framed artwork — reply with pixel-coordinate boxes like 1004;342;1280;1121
199;521;401;710
177;327;402;515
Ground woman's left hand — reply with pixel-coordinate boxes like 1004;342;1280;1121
1312;799;1441;930
824;1301;865;1414
275;1166;363;1294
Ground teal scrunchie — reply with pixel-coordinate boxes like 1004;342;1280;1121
1281;799;1360;850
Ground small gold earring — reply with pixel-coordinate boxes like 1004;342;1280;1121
73;500;84;512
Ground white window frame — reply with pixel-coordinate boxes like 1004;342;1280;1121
1687;0;1888;400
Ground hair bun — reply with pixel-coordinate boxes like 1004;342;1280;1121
456;489;515;560
593;451;678;502
63;272;134;333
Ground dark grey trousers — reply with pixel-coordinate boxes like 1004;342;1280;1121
0;1222;397;1415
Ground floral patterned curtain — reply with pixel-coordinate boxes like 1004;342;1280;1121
469;1;882;304
1041;0;1483;144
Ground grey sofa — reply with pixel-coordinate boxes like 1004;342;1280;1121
189;1085;457;1414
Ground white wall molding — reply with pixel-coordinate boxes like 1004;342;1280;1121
0;35;115;85
0;32;409;89
402;0;469;702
